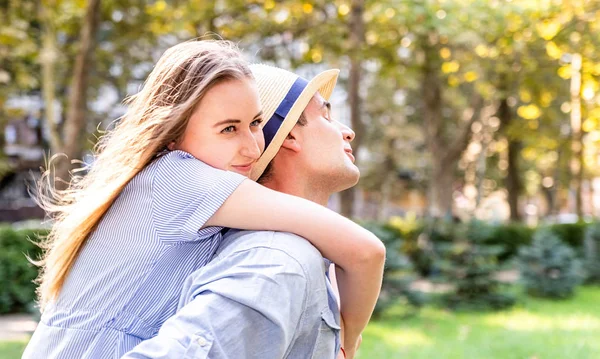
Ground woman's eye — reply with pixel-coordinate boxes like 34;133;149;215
251;118;263;127
221;126;236;133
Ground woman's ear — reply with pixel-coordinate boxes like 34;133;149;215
280;128;302;153
167;141;177;151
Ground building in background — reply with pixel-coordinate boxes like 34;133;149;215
0;96;45;222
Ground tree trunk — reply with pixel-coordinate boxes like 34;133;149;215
506;139;522;221
548;147;564;215
475;134;489;210
339;0;365;218
421;40;445;217
497;95;522;221
421;39;482;218
376;138;397;221
55;0;101;185
40;2;62;154
429;160;455;218
569;53;583;218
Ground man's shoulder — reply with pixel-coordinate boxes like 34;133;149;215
218;230;326;273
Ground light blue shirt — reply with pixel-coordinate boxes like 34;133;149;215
23;151;246;359
123;229;341;359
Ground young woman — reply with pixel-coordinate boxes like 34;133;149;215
23;40;384;358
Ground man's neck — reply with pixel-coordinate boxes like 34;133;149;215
262;176;330;206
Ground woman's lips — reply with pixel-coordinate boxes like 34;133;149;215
231;163;254;173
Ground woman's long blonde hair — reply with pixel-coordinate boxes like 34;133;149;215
35;40;252;310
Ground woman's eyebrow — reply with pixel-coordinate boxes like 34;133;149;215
213;111;263;127
213;119;241;127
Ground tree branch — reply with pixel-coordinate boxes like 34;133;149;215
443;94;486;164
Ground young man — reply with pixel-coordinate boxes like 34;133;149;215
123;65;384;359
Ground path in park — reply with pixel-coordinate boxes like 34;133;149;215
0;314;36;341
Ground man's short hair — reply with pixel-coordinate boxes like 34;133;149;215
257;111;308;184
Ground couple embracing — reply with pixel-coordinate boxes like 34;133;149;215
24;40;385;359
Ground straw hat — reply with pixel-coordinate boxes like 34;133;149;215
249;64;340;180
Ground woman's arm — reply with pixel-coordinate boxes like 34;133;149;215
330;263;363;359
206;179;385;357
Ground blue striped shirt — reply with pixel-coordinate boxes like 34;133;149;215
23;150;246;359
122;230;341;359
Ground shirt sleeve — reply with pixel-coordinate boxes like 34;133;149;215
151;150;246;243
121;246;308;359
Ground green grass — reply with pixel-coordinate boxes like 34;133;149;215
357;286;600;359
2;287;600;359
0;340;27;359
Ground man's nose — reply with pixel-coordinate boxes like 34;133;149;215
340;123;356;142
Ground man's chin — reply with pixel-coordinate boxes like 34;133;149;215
336;166;360;192
349;168;360;187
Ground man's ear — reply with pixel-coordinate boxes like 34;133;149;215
280;127;302;153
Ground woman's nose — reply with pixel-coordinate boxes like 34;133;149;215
241;131;262;159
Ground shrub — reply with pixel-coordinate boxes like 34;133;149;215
583;223;600;284
487;222;535;262
401;217;457;277
435;221;515;311
0;226;45;314
378;217;590;280
361;222;424;317
518;229;584;299
387;215;429;276
548;222;587;249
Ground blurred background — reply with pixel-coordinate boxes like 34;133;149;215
1;0;600;358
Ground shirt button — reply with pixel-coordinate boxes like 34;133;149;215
197;336;208;347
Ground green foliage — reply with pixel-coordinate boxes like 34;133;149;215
583;222;600;285
0;226;45;314
434;222;515;311
483;222;535;261
518;229;583;299
391;218;590;279
402;217;458;277
361;222;425;318
401;219;534;276
464;221;533;262
547;222;587;249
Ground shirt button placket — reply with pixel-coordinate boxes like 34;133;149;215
197;336;208;347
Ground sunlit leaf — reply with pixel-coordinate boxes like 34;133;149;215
517;104;542;120
558;66;571;79
441;61;459;73
545;41;562;59
536;19;560;40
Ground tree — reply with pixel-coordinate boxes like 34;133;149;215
339;0;365;218
5;0;179;183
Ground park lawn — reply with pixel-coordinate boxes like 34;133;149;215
0;340;27;359
2;287;600;359
357;286;600;359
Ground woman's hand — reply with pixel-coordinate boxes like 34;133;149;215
342;334;362;359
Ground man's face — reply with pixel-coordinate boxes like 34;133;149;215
296;93;360;191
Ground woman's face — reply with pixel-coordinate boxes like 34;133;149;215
175;77;265;177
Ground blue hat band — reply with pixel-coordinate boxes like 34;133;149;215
263;76;309;148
